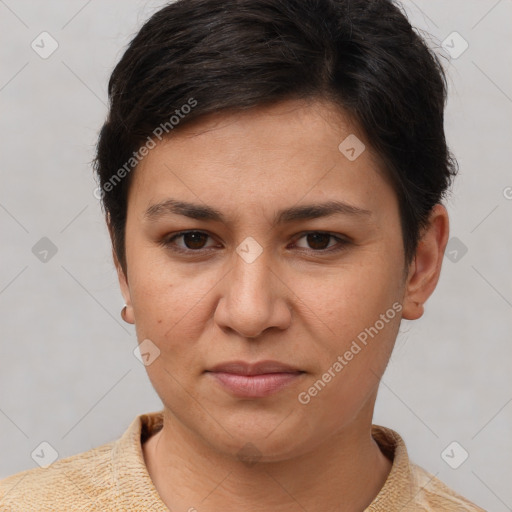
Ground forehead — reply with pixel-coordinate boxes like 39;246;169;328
127;98;396;219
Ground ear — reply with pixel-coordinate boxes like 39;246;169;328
107;213;135;325
402;204;450;320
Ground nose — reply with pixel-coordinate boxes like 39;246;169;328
213;245;292;339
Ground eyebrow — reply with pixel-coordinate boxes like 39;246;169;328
144;198;372;225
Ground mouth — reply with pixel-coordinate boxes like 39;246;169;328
205;360;305;398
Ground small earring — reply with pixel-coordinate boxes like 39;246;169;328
121;305;128;322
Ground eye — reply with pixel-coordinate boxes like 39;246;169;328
162;231;217;253
292;232;349;253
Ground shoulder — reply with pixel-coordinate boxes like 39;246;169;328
369;425;487;512
0;411;164;512
409;462;487;512
0;440;116;511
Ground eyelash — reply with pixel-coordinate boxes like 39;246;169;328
160;230;350;256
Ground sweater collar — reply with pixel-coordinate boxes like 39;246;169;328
111;410;417;511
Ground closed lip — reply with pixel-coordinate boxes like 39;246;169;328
206;360;304;375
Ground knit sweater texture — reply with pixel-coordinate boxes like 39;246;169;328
0;411;486;511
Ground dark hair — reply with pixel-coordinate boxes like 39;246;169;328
94;0;457;275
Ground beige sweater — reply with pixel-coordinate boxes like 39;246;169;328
0;411;486;511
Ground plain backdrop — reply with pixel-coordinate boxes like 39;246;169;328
1;1;511;510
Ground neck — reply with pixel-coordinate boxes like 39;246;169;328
142;407;392;512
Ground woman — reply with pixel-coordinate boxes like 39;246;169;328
0;0;487;510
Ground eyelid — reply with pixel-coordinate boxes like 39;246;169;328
161;230;351;254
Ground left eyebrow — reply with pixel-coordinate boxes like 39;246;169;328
275;201;372;224
144;198;372;226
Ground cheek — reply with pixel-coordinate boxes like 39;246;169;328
310;282;400;384
306;254;402;340
292;245;403;398
128;254;221;355
295;273;401;428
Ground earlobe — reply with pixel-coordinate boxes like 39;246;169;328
107;214;135;325
112;247;135;325
402;204;450;321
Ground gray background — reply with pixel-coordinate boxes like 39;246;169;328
1;1;511;510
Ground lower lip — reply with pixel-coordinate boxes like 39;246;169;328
208;372;303;398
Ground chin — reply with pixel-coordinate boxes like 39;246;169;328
196;410;319;462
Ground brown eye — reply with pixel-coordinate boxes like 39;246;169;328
305;233;332;250
163;231;216;252
181;232;209;249
294;232;346;252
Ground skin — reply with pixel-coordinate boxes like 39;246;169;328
114;98;449;512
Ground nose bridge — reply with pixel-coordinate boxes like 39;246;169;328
231;235;273;302
214;234;291;338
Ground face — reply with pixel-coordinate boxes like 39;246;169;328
116;98;436;461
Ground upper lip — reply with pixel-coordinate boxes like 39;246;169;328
207;360;303;375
